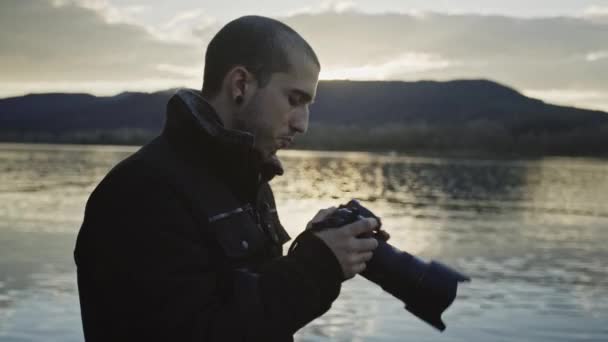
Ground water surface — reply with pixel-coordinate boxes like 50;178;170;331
0;143;606;341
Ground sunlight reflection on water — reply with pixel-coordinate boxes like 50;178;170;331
0;144;607;341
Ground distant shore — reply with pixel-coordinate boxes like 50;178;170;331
2;123;607;159
2;80;607;158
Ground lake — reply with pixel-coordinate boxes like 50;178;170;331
0;143;607;341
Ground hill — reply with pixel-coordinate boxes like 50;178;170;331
1;80;607;156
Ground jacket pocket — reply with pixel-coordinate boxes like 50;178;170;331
207;205;266;259
261;204;291;246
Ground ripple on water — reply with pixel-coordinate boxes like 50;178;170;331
2;145;608;341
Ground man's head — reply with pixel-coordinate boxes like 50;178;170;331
202;16;320;168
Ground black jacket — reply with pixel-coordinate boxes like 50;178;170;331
74;89;343;341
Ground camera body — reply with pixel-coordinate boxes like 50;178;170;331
311;199;470;332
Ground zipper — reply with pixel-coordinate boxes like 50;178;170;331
208;203;253;223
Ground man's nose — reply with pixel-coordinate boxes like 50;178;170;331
290;106;309;134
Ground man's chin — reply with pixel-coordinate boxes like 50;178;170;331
254;148;284;179
266;153;284;176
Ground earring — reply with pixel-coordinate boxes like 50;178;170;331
235;95;244;105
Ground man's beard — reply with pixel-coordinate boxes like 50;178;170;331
232;105;284;178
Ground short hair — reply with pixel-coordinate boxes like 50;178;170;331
201;15;320;98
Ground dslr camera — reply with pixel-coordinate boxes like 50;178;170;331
310;199;470;331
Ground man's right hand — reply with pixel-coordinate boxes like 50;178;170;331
313;218;380;279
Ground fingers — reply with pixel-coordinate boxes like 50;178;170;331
312;215;381;280
351;251;373;263
350;237;378;252
343;240;375;278
347;217;379;236
312;207;337;222
375;230;390;241
306;206;338;230
343;262;368;279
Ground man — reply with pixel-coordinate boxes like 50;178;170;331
75;15;381;341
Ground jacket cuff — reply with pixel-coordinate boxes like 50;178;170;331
288;229;343;304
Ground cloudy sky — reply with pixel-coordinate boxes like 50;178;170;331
2;0;608;111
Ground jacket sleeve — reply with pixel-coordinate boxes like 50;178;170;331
74;163;343;342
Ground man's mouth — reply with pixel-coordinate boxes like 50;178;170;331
277;136;294;149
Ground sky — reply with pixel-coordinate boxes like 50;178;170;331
1;0;608;111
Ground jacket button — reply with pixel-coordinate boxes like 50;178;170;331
241;240;249;250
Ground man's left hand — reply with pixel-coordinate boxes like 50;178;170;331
306;206;338;230
305;206;390;242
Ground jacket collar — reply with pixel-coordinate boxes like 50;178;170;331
161;88;280;202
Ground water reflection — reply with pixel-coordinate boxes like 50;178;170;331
0;144;132;341
274;150;608;341
0;144;607;341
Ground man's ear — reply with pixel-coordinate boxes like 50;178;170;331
225;66;256;105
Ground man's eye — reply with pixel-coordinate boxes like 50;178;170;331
288;96;298;106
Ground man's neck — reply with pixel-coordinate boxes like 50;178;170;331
203;93;235;130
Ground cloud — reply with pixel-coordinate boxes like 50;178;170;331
163;9;205;30
580;5;608;24
0;0;202;88
58;1;216;43
1;79;194;98
2;3;608;111
282;12;608;110
156;9;216;43
287;0;359;16
53;0;144;25
586;51;608;62
319;53;453;80
155;63;202;78
582;5;608;17
523;89;608;112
